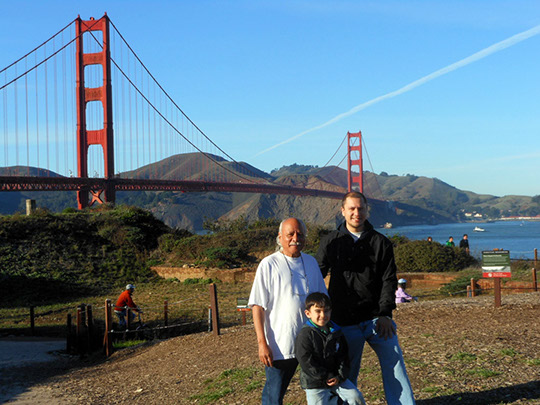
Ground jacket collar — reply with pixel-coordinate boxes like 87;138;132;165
306;319;341;334
337;220;374;241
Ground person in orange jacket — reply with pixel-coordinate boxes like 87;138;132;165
114;284;141;328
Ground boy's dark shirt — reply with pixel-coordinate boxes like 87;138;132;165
295;319;350;389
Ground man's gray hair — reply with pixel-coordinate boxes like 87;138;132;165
275;218;308;251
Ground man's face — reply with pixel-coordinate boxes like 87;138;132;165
279;218;305;257
305;304;331;328
341;197;368;232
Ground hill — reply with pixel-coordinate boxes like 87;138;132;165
1;156;539;231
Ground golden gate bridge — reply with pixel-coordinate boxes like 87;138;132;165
0;14;381;210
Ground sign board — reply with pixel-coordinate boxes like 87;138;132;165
482;250;511;278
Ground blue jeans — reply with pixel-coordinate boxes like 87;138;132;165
262;358;298;405
305;379;365;405
114;309;135;329
343;319;415;405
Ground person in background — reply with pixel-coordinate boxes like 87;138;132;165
114;284;141;329
459;234;470;254
427;236;433;242
249;218;328;405
395;279;417;304
316;191;416;405
295;292;365;405
445;236;455;247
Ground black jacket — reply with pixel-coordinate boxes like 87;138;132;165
315;220;397;325
295;320;350;389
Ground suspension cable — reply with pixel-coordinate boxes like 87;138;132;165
108;19;267;181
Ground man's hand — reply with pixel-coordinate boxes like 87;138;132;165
326;377;338;387
258;341;273;367
375;316;396;340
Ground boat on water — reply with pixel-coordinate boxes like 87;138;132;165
383;222;393;229
473;226;485;232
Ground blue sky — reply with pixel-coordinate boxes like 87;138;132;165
1;1;540;197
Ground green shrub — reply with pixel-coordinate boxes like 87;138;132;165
439;268;482;295
183;278;213;285
394;240;478;272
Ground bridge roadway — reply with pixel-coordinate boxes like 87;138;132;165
0;175;345;199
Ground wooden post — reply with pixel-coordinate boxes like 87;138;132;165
103;299;113;357
127;308;132;330
164;300;168;327
86;305;93;350
209;283;220;336
30;306;35;336
494;278;502;308
533;268;538;292
470;278;476;297
466;285;471;297
535;248;538;269
66;314;72;353
76;305;84;355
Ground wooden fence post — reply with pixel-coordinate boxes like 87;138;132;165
29;306;35;336
164;300;168;327
470;278;476;297
209;283;220;336
66;314;72;353
103;299;113;357
86;305;94;350
494;278;502;308
76;305;84;355
535;248;538;270
466;285;471;297
533;268;538;292
127;308;132;330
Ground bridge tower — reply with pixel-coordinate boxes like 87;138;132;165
75;14;115;209
347;131;363;193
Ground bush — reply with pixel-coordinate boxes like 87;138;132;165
439;268;482;296
394;240;478;272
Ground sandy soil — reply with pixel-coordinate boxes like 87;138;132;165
1;292;539;404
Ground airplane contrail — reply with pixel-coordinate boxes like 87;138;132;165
254;23;540;158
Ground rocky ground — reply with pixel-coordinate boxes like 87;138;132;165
2;292;539;404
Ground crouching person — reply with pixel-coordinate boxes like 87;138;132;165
295;292;365;405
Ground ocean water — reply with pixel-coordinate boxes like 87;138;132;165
382;220;540;260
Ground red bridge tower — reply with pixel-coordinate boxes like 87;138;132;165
347;131;363;193
75;15;115;209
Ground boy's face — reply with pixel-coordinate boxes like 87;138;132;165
305;304;331;328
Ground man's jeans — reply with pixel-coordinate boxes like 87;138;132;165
262;358;298;405
305;379;365;405
114;309;135;329
342;319;416;405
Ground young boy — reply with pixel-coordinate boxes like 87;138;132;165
295;292;365;405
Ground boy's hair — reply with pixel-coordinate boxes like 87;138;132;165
305;292;332;310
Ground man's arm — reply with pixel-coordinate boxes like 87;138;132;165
376;238;398;339
314;234;331;278
252;305;273;367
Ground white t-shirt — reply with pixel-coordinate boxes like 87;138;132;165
248;251;328;361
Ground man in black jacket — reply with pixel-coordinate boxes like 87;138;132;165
315;192;415;405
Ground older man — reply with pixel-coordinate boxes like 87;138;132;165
316;192;415;405
249;217;328;405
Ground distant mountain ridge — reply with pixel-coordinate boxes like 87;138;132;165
1;155;539;231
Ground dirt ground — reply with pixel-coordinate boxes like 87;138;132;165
2;292;539;404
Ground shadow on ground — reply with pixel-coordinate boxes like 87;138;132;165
417;381;540;405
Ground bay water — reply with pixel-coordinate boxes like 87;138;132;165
382;220;540;260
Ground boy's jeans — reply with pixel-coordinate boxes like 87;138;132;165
342;318;416;405
262;358;298;405
305;379;365;405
